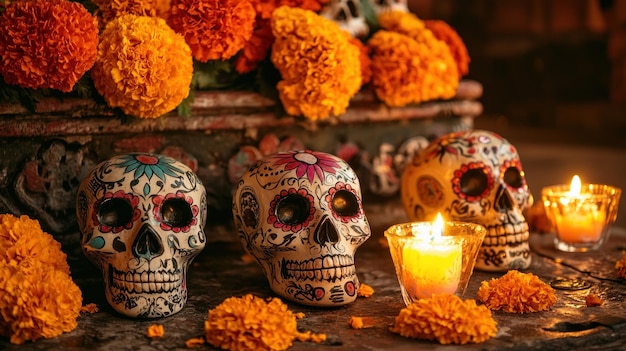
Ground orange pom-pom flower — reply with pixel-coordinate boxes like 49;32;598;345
0;0;98;92
424;19;470;78
91;14;193;118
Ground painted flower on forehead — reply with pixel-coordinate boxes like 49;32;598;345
91;14;193;118
168;0;255;62
115;153;183;181
0;0;98;92
272;150;340;183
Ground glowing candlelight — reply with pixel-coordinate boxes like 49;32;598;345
556;175;604;243
401;213;462;299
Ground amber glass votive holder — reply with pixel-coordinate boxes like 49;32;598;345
542;184;621;252
384;221;487;306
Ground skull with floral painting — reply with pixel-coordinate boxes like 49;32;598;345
76;153;207;318
401;130;532;271
320;0;370;38
232;150;371;306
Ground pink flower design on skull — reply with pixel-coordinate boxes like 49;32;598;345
152;192;199;233
271;150;340;183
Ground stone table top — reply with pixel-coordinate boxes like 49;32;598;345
3;223;626;351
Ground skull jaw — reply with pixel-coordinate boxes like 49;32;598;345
267;255;360;306
103;264;188;318
475;223;532;272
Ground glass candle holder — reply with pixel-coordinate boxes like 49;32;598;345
384;221;487;306
542;183;621;252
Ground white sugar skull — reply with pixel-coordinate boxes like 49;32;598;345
368;0;408;15
232;150;371;306
401;130;532;271
76;153;207;318
320;0;370;38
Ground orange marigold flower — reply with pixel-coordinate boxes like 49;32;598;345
92;0;171;25
370;11;458;106
0;0;98;92
271;6;361;120
205;294;299;351
349;38;373;86
424;19;470;79
616;256;626;278
0;214;69;274
168;0;255;62
147;324;165;338
0;260;82;344
390;293;497;345
250;0;329;20
235;19;274;74
91;14;193;118
477;270;557;313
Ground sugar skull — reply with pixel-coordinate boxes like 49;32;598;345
232;150;371;306
320;0;370;38
368;0;408;15
76;153;207;318
401;130;532;271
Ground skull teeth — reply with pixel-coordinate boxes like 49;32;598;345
482;222;530;247
281;255;356;282
109;265;182;294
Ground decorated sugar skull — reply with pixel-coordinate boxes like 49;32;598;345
320;0;370;38
401;130;532;271
233;150;371;306
76;153;207;318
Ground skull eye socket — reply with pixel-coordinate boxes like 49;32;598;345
332;190;359;217
98;198;133;228
460;168;489;197
275;194;310;225
503;166;524;188
161;198;193;228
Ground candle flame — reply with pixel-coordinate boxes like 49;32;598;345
431;213;444;240
569;175;581;196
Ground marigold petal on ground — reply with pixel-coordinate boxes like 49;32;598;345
271;6;361;120
616;255;626;278
390;293;497;345
147;324;165;338
91;14;193;118
0;0;98;92
477;270;557;313
168;0;255;62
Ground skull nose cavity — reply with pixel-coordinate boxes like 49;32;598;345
133;224;164;260
494;184;514;211
314;216;339;246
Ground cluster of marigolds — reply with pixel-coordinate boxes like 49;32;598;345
0;0;469;120
1;211;622;348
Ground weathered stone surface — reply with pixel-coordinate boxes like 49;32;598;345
2;215;626;350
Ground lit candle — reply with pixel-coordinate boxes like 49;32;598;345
556;175;605;243
401;213;462;299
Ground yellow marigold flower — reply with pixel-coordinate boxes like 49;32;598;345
92;14;193;118
0;0;98;92
271;6;361;120
390;293;497;345
616;255;626;278
92;0;171;25
477;270;557;313
147;324;165;338
370;11;458;106
0;214;69;274
205;294;305;351
168;0;255;62
0;260;82;344
425;19;470;79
